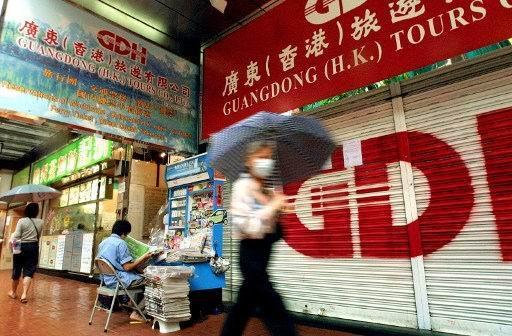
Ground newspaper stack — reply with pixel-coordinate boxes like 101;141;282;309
144;266;194;323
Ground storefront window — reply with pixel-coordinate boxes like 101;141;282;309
46;203;97;235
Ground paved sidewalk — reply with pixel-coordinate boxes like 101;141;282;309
0;270;360;336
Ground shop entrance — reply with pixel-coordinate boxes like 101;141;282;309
0;110;130;276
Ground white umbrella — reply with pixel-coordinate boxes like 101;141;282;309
0;184;61;204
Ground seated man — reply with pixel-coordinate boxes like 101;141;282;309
97;219;153;321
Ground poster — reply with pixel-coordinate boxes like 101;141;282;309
60;188;69;207
80;233;94;273
54;235;67;270
0;0;198;152
343;139;363;168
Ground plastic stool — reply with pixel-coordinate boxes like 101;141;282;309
152;319;180;333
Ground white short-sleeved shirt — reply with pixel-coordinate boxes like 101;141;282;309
230;175;277;239
13;217;43;243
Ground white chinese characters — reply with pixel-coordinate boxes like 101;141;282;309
244;61;261;87
306;29;330;58
351;9;381;40
279;45;298;72
222;70;239;96
389;0;425;23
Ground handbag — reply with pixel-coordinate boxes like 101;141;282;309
29;218;41;242
10;238;21;255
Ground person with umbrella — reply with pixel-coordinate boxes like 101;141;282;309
209;112;335;336
1;184;61;303
8;203;43;304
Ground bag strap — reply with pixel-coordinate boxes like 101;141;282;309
29;218;41;241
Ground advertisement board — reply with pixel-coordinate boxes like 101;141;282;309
0;0;198;152
202;0;512;137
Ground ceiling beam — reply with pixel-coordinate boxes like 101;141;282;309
0;135;41;147
17;130;77;168
0;124;53;141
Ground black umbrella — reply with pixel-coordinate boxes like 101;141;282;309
208;112;335;184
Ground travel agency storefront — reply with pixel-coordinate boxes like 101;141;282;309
201;1;512;336
0;0;198;275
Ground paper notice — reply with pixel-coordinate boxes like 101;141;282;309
322;156;332;170
118;182;126;194
343;139;363;168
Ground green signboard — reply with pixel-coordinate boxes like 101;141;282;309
32;136;112;185
12;166;31;188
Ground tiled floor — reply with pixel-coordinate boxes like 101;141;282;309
0;270;360;336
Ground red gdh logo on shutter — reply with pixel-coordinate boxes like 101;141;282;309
282;108;512;262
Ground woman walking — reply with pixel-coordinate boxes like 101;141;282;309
8;203;43;303
220;141;297;336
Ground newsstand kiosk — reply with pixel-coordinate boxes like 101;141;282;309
164;153;226;317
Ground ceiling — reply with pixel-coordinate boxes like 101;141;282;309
68;0;281;64
0;112;75;170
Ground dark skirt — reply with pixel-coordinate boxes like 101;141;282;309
12;242;39;280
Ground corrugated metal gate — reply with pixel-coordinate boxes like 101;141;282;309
404;65;512;336
222;48;512;336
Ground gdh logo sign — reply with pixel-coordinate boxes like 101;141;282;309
282;108;512;262
305;0;368;25
96;30;147;65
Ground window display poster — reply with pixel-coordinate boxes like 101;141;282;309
68;186;79;205
80;233;94;273
60;188;69;207
39;236;52;269
54;235;67;270
90;178;99;201
79;181;92;203
48;236;59;269
99;177;106;199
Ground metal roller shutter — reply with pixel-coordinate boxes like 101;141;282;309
403;67;512;336
224;102;419;328
221;47;512;336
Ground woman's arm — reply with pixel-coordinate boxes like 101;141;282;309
231;180;286;238
11;219;23;241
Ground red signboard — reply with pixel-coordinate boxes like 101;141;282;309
202;0;512;138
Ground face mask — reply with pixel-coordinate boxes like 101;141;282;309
253;158;275;178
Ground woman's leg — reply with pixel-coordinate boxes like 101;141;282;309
258;239;297;336
220;280;253;336
220;240;263;336
9;280;19;298
10;253;23;298
20;276;32;302
20;243;38;302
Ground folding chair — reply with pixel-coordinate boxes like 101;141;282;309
89;258;147;332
